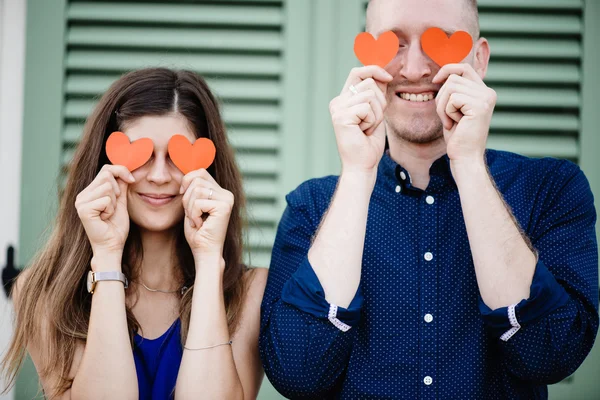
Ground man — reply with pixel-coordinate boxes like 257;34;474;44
259;0;599;398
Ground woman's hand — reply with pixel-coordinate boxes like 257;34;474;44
180;168;234;265
75;164;135;262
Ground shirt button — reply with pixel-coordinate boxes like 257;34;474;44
426;195;434;204
424;252;433;261
395;185;402;193
424;376;433;385
400;171;407;180
424;314;433;323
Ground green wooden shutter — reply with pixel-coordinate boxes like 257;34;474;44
61;0;284;268
478;0;583;162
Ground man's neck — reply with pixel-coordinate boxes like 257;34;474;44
386;134;447;191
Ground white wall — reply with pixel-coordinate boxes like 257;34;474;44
0;0;26;398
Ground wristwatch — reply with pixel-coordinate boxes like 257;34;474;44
87;270;129;294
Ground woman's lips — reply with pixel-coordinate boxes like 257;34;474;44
138;193;176;206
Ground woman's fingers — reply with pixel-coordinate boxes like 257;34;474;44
78;195;113;221
180;168;218;194
75;181;118;218
186;186;214;228
189;199;221;229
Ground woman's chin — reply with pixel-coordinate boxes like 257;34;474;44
133;216;181;233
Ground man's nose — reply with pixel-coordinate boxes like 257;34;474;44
146;153;172;184
399;41;433;82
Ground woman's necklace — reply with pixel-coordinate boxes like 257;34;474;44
134;280;188;295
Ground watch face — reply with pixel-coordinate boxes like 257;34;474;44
87;271;94;293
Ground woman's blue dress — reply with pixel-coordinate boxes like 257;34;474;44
133;318;183;399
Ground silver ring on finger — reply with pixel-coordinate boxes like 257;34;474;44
349;85;359;95
208;188;213;200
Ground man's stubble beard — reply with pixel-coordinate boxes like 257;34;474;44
385;113;444;145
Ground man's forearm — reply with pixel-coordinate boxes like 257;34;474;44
308;170;377;308
452;159;537;310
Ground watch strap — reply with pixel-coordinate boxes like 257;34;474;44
93;271;129;289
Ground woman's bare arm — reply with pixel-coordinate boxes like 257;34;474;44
69;254;138;400
175;262;267;400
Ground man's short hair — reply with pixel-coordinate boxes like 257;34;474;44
366;0;480;40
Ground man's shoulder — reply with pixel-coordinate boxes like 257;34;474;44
285;175;340;210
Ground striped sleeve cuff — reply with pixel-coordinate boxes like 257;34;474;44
499;303;521;341
281;257;364;329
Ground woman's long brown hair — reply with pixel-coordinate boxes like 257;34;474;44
0;68;249;398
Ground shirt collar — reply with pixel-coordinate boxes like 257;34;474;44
377;150;457;195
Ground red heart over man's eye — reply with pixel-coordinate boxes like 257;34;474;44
421;27;473;67
354;31;399;68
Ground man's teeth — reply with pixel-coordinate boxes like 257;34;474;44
398;93;435;102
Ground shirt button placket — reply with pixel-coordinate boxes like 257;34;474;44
420;192;437;398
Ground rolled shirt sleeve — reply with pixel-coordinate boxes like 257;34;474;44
260;178;364;398
478;161;599;384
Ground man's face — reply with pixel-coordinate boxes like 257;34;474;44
367;0;481;144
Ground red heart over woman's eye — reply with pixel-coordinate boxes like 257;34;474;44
167;135;216;175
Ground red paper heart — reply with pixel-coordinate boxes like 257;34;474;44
105;131;153;172
354;31;399;68
421;27;473;67
167;134;216;175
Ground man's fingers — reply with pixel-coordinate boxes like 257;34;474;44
445;93;471;123
344;90;383;126
341;66;393;95
436;78;483;129
432;63;483;85
354;78;387;109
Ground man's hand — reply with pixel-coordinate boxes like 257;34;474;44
329;66;393;175
433;63;496;165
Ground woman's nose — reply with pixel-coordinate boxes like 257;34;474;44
145;154;172;184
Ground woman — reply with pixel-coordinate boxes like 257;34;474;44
0;68;267;399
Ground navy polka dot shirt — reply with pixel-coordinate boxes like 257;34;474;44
259;149;599;399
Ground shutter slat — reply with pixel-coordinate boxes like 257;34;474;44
486;62;580;84
68;3;283;27
236;153;278;176
491;112;579;132
68;26;282;52
247;203;279;224
247;227;276;249
242;250;271;268
495;87;579;109
66;50;282;76
64;100;281;125
478;0;583;10
66;74;282;101
487;135;578;159
480;13;581;35
487;37;581;60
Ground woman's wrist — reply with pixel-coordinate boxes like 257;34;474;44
194;252;225;271
91;252;123;273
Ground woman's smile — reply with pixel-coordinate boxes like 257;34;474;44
138;192;177;206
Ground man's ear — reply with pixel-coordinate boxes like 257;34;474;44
473;37;491;80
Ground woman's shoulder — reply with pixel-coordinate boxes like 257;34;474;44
243;266;268;295
11;267;32;309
